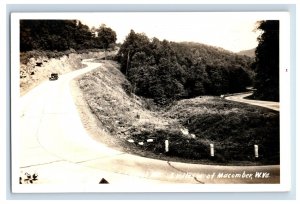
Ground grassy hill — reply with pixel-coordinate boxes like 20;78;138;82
77;59;279;166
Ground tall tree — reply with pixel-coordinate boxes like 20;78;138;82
96;24;117;59
117;30;150;75
252;20;279;101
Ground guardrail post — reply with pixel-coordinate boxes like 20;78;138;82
254;144;259;158
210;144;214;157
165;140;169;152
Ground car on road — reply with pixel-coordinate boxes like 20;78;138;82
49;73;59;81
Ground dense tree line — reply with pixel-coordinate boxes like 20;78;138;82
117;30;253;105
252;20;279;102
20;20;116;52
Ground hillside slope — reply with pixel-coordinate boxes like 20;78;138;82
76;59;279;165
117;33;254;105
237;48;256;58
77;60;176;140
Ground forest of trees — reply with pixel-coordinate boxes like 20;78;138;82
21;20;271;105
117;30;254;105
252;20;279;102
20;20;116;52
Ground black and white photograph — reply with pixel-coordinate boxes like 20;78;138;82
10;12;291;193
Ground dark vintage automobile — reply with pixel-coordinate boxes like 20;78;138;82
49;73;59;80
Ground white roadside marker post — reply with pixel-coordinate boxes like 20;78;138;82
210;144;214;157
165;140;169;153
147;139;154;143
254;144;259;158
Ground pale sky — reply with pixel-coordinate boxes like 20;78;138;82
78;12;262;52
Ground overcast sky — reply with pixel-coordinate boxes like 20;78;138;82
78;12;262;53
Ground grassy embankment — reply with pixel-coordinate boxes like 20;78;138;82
77;60;279;166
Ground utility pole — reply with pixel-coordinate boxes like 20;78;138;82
126;50;130;76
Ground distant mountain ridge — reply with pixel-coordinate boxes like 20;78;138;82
237;48;256;58
181;41;234;54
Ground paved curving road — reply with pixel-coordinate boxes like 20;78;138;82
15;60;280;192
225;93;279;111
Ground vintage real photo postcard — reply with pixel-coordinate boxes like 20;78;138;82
11;12;291;193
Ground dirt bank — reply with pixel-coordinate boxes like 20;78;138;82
20;50;110;96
